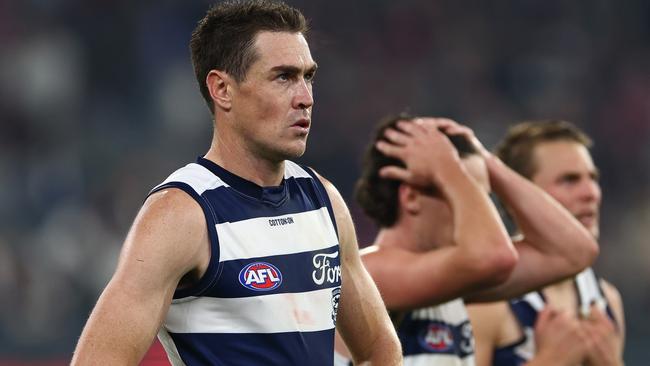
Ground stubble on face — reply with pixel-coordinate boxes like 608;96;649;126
229;31;316;163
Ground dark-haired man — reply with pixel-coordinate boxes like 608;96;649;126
335;116;598;365
72;1;400;365
468;120;625;366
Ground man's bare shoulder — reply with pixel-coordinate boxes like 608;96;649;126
600;279;623;306
117;188;208;282
142;188;205;224
360;245;410;261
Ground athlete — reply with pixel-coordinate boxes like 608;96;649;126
71;1;401;365
468;120;625;366
334;116;598;365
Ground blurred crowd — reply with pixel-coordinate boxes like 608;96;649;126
1;0;648;363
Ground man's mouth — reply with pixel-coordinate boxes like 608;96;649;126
292;118;310;129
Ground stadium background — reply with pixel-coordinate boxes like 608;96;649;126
1;0;648;364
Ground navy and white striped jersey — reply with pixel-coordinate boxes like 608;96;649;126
492;268;616;366
150;157;341;366
335;298;475;366
398;298;475;366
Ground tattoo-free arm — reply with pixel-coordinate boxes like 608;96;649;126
72;189;208;365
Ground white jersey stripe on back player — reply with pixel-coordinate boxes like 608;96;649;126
217;207;338;261
522;292;545;312
575;267;606;317
165;288;336;334
405;353;476;366
409;298;469;325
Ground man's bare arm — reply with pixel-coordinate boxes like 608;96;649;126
318;173;401;365
368;119;517;309
71;189;208;365
467;155;598;302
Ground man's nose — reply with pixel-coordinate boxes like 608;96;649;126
293;78;314;110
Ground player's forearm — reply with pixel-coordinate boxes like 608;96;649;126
485;155;598;267
440;163;516;273
72;284;164;365
353;331;402;366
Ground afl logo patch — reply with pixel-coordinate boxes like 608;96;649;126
238;262;283;291
419;323;454;352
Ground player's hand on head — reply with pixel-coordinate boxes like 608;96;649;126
375;118;461;188
417;118;490;159
582;304;624;366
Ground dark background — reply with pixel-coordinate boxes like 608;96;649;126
1;0;648;363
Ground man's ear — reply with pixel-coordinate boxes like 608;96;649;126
398;184;421;215
206;70;233;111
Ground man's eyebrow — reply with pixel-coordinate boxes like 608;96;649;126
270;63;318;74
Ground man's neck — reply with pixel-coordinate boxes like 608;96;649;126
204;132;285;187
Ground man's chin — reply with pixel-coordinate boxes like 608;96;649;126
275;144;307;161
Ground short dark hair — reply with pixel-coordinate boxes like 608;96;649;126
495;120;592;179
190;0;308;113
355;114;478;228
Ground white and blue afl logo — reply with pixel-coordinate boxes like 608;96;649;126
238;262;283;291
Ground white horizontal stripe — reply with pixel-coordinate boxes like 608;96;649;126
405;353;475;366
284;160;312;179
522;292;545;312
164;288;337;334
155;163;227;195
217;207;338;261
410;299;469;325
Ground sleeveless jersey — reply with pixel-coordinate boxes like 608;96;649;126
492;268;616;366
151;157;342;366
335;298;475;366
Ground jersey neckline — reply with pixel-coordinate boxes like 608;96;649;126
196;156;288;204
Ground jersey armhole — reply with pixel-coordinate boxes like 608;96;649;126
148;182;223;299
301;166;339;240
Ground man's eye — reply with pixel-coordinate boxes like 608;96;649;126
305;73;316;84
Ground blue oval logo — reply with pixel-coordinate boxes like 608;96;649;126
238;262;283;291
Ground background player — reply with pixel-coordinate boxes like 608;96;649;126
335;116;598;365
468;120;625;366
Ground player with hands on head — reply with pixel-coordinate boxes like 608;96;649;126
334;115;598;365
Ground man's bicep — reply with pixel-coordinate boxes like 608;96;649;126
73;189;208;364
114;189;208;290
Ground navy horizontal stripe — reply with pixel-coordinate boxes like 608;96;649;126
203;245;341;298
400;319;474;358
509;298;538;327
170;329;335;366
203;177;327;224
492;337;528;366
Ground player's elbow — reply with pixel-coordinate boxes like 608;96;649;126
573;235;599;270
473;245;518;287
